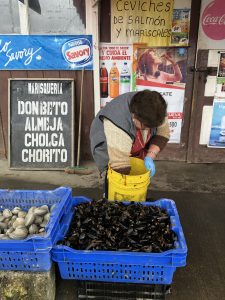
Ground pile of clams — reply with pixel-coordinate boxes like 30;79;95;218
61;199;177;253
0;204;55;240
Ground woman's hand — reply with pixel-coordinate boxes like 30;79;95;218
161;53;177;66
161;53;182;81
144;156;156;177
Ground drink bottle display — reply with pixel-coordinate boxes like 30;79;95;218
109;62;119;98
120;62;131;94
100;62;108;98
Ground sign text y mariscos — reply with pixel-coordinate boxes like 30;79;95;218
0;40;41;67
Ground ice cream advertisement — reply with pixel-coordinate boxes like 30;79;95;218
0;35;93;70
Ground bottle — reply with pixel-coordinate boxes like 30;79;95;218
100;62;108;98
109;62;119;98
120;62;131;94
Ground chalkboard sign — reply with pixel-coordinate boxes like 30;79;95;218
9;79;74;169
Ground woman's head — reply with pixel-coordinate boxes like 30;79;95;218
138;49;162;76
130;90;167;129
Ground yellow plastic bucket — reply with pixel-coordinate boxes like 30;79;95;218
107;157;150;202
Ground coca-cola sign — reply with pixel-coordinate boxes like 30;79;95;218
201;0;225;40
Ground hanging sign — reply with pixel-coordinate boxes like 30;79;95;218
0;35;93;70
9;79;74;169
111;0;174;46
135;47;187;143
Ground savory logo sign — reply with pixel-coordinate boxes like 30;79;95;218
0;35;93;70
62;38;92;66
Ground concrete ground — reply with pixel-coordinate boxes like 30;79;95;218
1;158;225;194
0;158;225;299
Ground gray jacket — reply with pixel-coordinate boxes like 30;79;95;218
90;92;137;172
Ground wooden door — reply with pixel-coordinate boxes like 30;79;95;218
187;50;225;163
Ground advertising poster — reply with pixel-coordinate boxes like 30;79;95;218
217;52;225;77
208;99;225;148
136;47;187;143
99;43;133;108
111;0;174;46
171;9;190;46
0;35;93;70
215;77;225;98
198;0;225;49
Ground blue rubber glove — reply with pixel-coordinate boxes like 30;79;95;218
144;156;156;177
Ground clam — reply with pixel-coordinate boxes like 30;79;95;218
28;224;39;235
0;215;5;222
12;207;21;215
11;215;17;221
4;218;10;225
0;234;9;240
8;227;28;240
18;211;27;218
25;213;35;227
0;222;7;230
6;227;14;235
34;216;43;225
34;205;49;216
28;207;36;214
38;232;46;236
7;220;13;228
44;213;50;223
40;220;48;228
13;218;26;229
3;209;12;218
0;204;52;240
50;204;56;212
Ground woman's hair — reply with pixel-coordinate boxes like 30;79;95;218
137;49;159;77
129;90;167;128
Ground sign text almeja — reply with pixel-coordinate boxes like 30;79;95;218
9;79;74;169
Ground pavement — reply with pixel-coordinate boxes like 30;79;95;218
0;158;225;299
1;158;225;194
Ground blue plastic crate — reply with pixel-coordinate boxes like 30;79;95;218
0;187;72;271
52;197;187;284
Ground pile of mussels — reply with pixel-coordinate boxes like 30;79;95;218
61;199;177;253
0;204;56;240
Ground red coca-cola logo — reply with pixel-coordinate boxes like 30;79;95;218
201;0;225;40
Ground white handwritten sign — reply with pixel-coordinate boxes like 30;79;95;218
111;0;174;46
